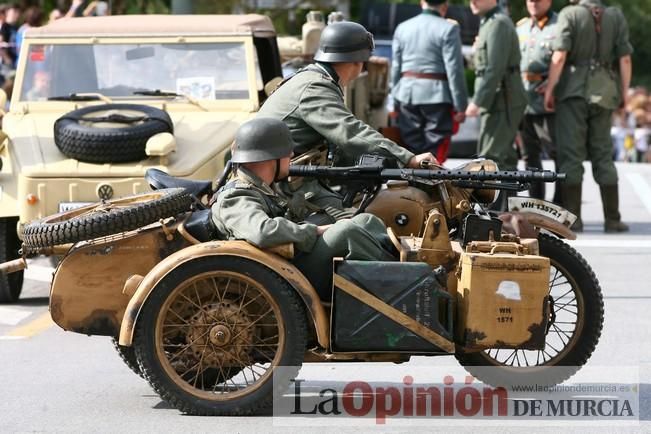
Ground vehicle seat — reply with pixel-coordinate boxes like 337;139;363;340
145;168;212;199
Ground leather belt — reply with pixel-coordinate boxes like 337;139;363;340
476;66;520;77
402;71;448;80
523;72;546;82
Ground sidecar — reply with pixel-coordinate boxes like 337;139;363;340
1;163;603;416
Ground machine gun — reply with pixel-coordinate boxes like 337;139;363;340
288;164;565;208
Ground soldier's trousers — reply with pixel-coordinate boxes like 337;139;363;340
478;105;525;171
555;98;618;186
292;213;395;299
398;102;454;155
521;113;557;200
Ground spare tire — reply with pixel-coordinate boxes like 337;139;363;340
21;188;192;250
54;104;174;163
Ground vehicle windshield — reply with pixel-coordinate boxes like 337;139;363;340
19;41;262;102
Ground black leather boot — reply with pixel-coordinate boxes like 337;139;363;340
560;183;583;232
600;184;629;233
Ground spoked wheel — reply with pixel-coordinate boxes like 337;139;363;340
133;256;307;415
21;188;192;250
455;233;604;386
111;338;143;378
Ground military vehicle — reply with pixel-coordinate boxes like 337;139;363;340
0;158;603;416
0;14;284;302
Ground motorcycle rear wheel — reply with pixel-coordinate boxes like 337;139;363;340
455;233;604;387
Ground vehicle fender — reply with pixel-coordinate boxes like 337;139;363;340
118;240;329;348
500;211;576;241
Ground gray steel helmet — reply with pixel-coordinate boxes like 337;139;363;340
313;21;374;63
231;117;295;163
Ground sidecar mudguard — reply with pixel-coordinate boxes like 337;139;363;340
118;240;329;349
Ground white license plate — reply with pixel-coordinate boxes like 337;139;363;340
508;197;577;226
58;202;93;213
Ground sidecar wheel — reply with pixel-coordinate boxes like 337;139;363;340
21;188;192;250
112;338;143;378
455;233;604;386
133;256;307;415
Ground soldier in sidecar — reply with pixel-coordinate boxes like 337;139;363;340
3;120;603;416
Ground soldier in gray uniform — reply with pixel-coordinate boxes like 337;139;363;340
466;0;527;173
391;0;468;157
544;0;631;232
259;21;437;210
517;0;559;201
212;117;395;299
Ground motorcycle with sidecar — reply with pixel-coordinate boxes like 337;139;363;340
0;159;603;416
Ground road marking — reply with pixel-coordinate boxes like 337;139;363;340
5;311;53;338
567;239;651;248
0;336;26;340
0;306;32;326
626;172;651;216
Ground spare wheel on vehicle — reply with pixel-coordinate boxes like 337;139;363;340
54;104;174;163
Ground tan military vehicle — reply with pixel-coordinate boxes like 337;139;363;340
0;159;603;416
0;14;285;302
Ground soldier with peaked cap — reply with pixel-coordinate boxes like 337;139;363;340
391;0;468;161
212;117;395;299
259;21;438;211
517;0;560;202
544;0;632;232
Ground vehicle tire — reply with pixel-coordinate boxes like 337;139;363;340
455;233;604;387
21;188;192;250
133;256;307;416
112;337;143;378
54;104;173;163
0;217;24;303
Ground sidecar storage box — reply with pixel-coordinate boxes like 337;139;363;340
456;241;550;350
331;261;453;353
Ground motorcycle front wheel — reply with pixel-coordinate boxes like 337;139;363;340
455;233;604;387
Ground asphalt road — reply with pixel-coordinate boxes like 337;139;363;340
1;161;650;433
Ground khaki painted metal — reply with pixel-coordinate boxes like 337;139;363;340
333;274;455;353
366;183;436;237
49;223;190;336
456;241;550;351
118;240;329;349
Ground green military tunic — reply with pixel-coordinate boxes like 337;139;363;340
517;11;559;200
473;6;527;171
551;0;632;186
258;63;415;208
211;167;394;298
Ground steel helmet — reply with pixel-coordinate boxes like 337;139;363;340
313;21;374;63
231;117;295;163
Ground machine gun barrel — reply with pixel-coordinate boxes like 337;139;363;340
288;165;566;183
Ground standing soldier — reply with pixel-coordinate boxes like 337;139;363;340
391;0;468;161
517;0;559;202
466;0;526;209
544;0;631;232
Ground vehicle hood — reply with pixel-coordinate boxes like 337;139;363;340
3;110;250;178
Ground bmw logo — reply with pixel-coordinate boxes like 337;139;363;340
97;184;114;200
395;213;409;226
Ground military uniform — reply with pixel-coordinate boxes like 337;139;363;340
551;0;632;230
517;10;559;200
259;63;414;208
473;6;527;171
391;8;468;156
212;167;394;298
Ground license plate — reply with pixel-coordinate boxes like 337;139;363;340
508;197;577;226
58;202;93;213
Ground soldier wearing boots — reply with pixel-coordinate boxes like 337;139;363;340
544;0;631;232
